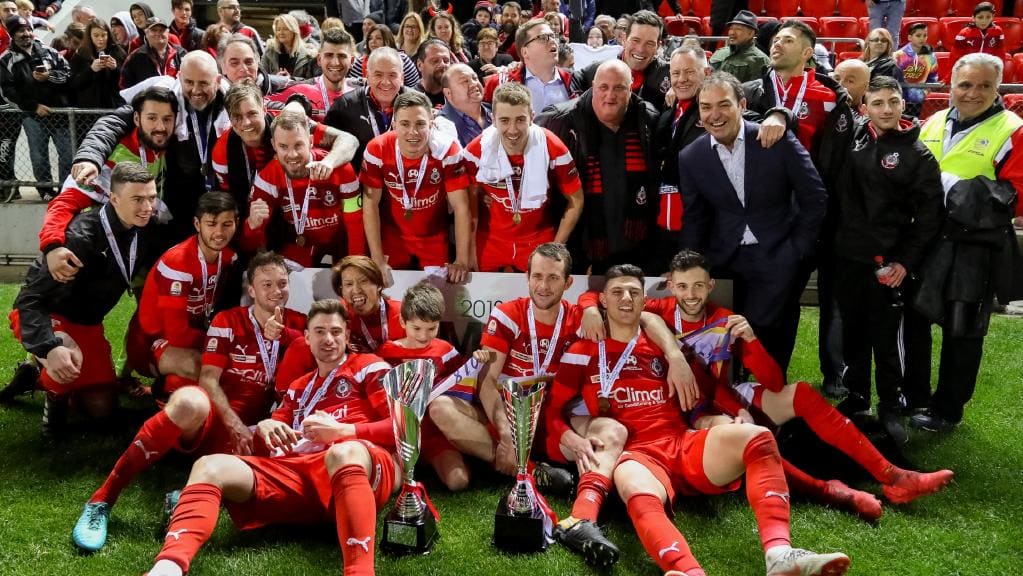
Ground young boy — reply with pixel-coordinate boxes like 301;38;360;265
951;2;1005;69
894;22;938;104
375;280;467;490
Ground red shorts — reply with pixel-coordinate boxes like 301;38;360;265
173;387;266;457
226;441;397;531
382;228;448;269
476;229;553;272
8;309;116;394
618;429;742;503
124;313;169;378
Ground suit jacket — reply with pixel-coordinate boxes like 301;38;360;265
678;120;827;269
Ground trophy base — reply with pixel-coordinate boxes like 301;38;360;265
492;499;549;553
381;509;438;555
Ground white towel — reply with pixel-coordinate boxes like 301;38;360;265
427;124;460;161
475;124;549;210
120;75;231;141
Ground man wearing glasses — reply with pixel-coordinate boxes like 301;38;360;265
483;19;574;116
216;0;263;56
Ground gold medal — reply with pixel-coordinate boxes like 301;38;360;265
512;212;522;225
404;209;413;220
598;396;611;414
296;234;306;246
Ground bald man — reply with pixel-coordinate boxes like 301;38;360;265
833;59;871;111
536;59;660;273
437;63;491;146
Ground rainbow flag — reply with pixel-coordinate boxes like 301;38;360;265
680;317;732;379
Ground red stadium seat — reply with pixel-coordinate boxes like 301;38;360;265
787;16;820;35
820;16;864;50
837;50;862;63
995;17;1023;53
899;17;940;47
859;16;872;38
799;2;838;18
666;16;705;37
761;0;800;19
1003;55;1015;82
940;16;972;50
935;50;952;82
920;92;950;119
948;0;1001;16
1013;52;1023;79
1002;93;1023;115
702;16;712;34
757;16;779;27
679;0;713;16
836;0;868;17
907;0;951;17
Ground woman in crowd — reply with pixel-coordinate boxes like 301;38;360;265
397;12;427;58
108;11;138;54
429;11;471;62
69;18;126;109
861;28;905;82
587;26;606;47
468;27;511;80
262;13;319;78
200;23;229;58
348;23;421;88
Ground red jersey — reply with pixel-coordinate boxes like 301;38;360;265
138;236;237;349
952;23;1006;66
462;128;582;241
269;76;353;123
211;121;327;191
551;334;684;448
360;131;469;239
772;70;837;152
203;305;307;425
272;353;395;447
242;154;365;267
479;297;582;379
377;338;462;381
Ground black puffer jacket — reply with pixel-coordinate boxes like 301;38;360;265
572;56;671;112
324;85;407;170
68;46;127;108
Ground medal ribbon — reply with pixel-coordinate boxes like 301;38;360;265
394;141;429;216
598;329;640;399
318;75;331;112
527;301;564;376
771;69;808;116
359;298;388;350
294;358;344;429
248;306;280;387
189;110;213;188
285;175;313;237
99;207;138;294
504;174;522;220
197;241;222;324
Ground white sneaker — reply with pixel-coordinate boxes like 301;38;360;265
146;559;184;576
765;546;850;576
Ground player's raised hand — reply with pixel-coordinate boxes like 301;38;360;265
472;348;495;363
46;247;83;283
306;160;331;181
725;315;756;342
264;306;285;340
446;261;470;284
302;410;353;443
247;199;270;229
71;161;99;186
580;306;606;342
257;419;300;450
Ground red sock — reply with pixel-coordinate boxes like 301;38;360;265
570;471;612;522
626;493;701;574
781;458;829;499
743;431;791;551
90;410;183;505
155;483;223;574
331;464;378;576
791;382;895;483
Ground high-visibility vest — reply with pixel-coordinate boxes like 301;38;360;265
919;107;1023;190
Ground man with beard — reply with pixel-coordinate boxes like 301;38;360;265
71;252;307;553
216;0;263;55
272;28;358;122
483;18;573;115
241;110;365;269
414;38;452;108
497;1;522;55
121;17;186;89
325;47;408;170
710;10;770;83
436;63;491;146
40;87;177;282
572;10;671;112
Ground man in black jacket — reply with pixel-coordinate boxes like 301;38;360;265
832;75;944;443
169;0;204;52
8;163;158;431
536;59;659;273
120;17;186;90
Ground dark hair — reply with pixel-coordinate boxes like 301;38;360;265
131;86;179;116
628;9;663;37
974;1;995;15
779;18;816;48
195;190;237;218
171;0;192;9
558;42;572;66
414;37;450;63
515;18;548;52
78;18;122;60
400;280;444;322
224;79;263;115
331;255;383;296
527;242;572;278
218;32;258;61
321;26;354;48
493;81;532;107
366;23;395;50
907;21;929;36
110;161;155;194
246;251;288;284
669;249;709;273
604;263;645;285
865;74;902;95
308;298;349;324
393;90;432;113
697;71;744;105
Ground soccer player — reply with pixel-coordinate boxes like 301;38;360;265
276;255;406;389
124;192;239;398
661;250;953;520
142;299;397;576
376;280;466;490
551;263;850;576
241;109;365;268
10;163;158;431
462;82;583;272
72;251;307;552
360;90;472;284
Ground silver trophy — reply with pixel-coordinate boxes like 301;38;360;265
493;375;552;552
381;359;438;554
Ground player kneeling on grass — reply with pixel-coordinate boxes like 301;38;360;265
144;299;399;576
6;162;158;432
376;280;469;490
72;252;307;552
550;264;851;576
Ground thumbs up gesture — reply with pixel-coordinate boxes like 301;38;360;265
264;306;285;340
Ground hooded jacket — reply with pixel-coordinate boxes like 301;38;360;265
0;39;70;110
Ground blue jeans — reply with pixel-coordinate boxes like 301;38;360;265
870;0;906;45
22;113;72;193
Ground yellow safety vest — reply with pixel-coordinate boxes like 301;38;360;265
919;108;1023;189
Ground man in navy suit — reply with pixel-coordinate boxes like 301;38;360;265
678;71;827;373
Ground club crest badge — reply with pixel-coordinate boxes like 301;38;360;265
323;189;337;207
650;357;665;378
836;113;849;133
429;168;441;184
636;186;647;205
335;378;351;398
881;152;900;169
797;101;810;120
170;281;182;296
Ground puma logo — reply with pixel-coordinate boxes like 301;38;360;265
765;491;790;503
134;440;158;461
165;528;188;540
346;536;371;553
658;541;681;559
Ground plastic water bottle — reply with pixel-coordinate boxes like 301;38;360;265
874;255;904;308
